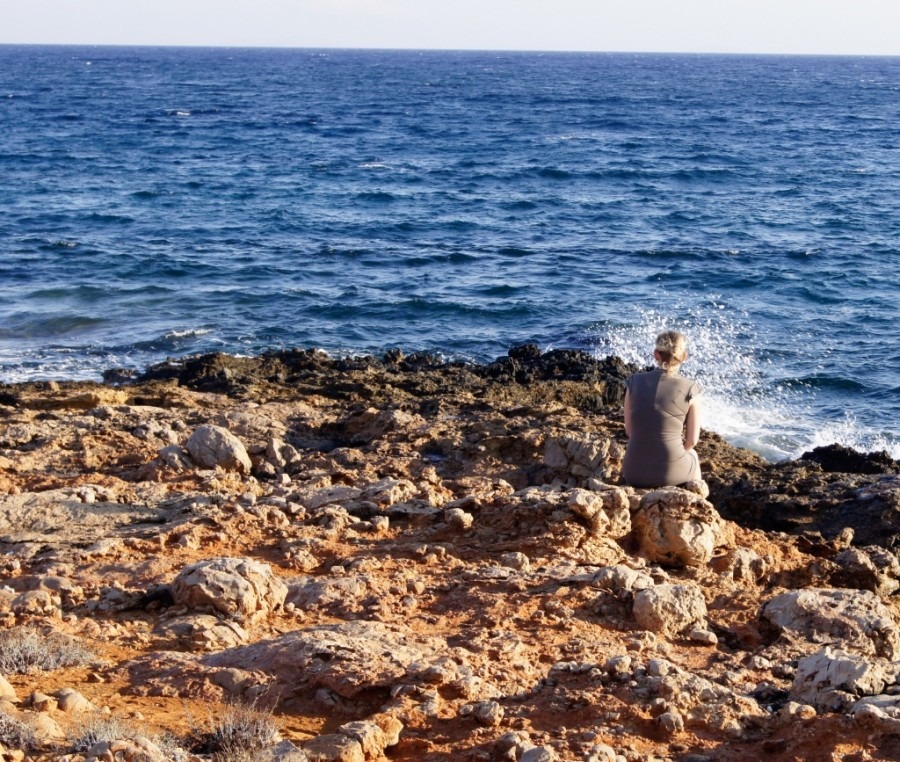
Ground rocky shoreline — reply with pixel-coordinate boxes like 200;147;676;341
1;346;900;761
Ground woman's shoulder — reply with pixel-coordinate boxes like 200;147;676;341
675;374;702;398
629;367;662;379
658;371;701;393
626;368;659;386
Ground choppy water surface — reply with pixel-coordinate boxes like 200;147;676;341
2;46;899;460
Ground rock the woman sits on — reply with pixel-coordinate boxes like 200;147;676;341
623;331;702;488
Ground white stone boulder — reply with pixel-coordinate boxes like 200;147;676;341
633;583;708;638
54;687;95;714
185;424;252;474
338;717;403;758
172;557;288;623
631;487;731;567
303;734;363;761
567;486;631;538
790;646;900;712
594;564;655;596
851;695;900;734
761;588;900;659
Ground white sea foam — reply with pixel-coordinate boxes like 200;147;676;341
587;302;822;462
164;328;212;339
801;414;900;461
591;303;900;462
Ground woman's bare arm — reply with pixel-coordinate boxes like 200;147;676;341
683;398;702;450
624;388;632;438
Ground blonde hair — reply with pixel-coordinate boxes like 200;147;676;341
654;331;688;372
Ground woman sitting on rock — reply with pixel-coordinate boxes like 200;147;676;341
622;330;702;488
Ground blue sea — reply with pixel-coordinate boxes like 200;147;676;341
2;46;899;461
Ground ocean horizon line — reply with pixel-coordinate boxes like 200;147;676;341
1;42;898;60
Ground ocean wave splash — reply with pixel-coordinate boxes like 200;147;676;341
586;303;900;461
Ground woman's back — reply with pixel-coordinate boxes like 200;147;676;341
623;368;700;488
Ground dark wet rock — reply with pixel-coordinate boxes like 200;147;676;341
128;345;900;551
0;388;20;407
135;345;637;413
483;346;635;404
800;444;900;475
102;367;139;385
708;449;900;548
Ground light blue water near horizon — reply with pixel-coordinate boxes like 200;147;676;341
2;46;899;462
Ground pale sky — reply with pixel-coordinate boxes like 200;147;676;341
3;0;900;56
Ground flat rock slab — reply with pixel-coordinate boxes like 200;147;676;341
205;620;449;700
761;588;900;659
0;490;165;545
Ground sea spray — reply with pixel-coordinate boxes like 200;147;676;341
586;302;814;462
586;303;900;462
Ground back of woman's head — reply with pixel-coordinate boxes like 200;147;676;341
655;331;688;371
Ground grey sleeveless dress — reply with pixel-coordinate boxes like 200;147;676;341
622;368;701;488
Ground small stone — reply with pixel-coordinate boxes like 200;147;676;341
338;720;391;758
472;700;504;727
656;710;685;735
605;655;633;678
688;628;718;646
520;747;558;762
30;691;58;712
185;424;252;474
303;732;365;762
445;507;474;530
633;583;708;638
171;556;288;623
55;688;94;714
500;552;530;571
586;744;617;762
780;701;817;721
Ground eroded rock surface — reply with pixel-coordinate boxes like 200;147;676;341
172;557;288;623
1;346;900;761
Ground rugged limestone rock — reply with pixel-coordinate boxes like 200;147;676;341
155;613;250;650
202;621;450;703
185;423;252;474
631;486;731;567
567;485;631;538
544;433;618;485
171;557;288;623
761;587;900;659
790;646;899;712
4;347;900;761
632;583;708;638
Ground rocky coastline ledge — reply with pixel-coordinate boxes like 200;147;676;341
1;346;900;761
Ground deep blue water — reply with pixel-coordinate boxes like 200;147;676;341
2;46;899;460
